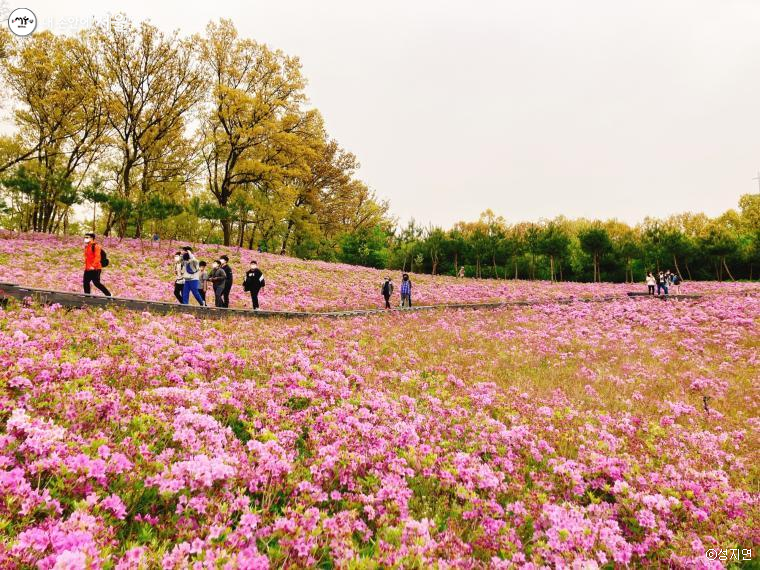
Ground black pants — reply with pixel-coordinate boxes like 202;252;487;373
250;288;260;310
383;294;391;309
174;283;183;303
648;285;655;295
222;284;232;308
83;270;111;296
214;285;226;308
199;289;206;304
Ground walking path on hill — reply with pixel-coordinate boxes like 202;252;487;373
2;281;754;319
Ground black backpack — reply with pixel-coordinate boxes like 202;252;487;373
92;244;109;267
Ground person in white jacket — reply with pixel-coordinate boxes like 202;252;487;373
180;247;205;306
645;272;656;295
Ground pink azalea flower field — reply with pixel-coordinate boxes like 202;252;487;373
0;232;756;311
0;232;758;568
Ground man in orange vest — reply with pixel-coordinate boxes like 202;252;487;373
83;233;112;296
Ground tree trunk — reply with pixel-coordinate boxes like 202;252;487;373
722;257;735;281
280;219;295;255
684;259;693;281
673;255;683;280
221;218;232;246
514;259;518;280
549;255;555;282
454;251;458;273
238;221;246;248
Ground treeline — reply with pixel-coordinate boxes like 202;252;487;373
0;18;391;254
340;198;759;282
0;18;757;282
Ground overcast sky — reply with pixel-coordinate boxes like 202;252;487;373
13;0;760;227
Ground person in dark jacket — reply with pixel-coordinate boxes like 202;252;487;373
208;260;227;308
243;260;264;310
381;277;394;309
220;255;233;308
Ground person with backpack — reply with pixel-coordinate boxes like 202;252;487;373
381;277;394;309
180;246;205;306
243;260;264;310
645;272;656;295
173;252;184;303
209;259;227;308
83;233;112;296
400;273;412;307
220;255;233;308
672;272;682;295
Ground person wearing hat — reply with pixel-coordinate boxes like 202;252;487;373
83;233;111;296
180;246;205;306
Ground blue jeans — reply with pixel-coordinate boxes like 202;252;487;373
182;280;204;305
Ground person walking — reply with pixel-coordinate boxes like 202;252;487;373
180;247;205;306
83;233;112;296
400;273;412;307
220;255;233;308
173;252;184;303
457;267;465;279
198;261;209;305
209;260;227;308
381;277;394;309
661;271;670;296
645;272;656;295
672;272;682;295
243;260;264;310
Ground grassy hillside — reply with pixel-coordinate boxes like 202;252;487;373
0;232;755;312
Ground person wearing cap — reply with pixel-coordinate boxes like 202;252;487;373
219;255;233;308
180;246;205;306
83;233;111;296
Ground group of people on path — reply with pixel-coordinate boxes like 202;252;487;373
173;247;265;309
645;270;682;295
81;234;265;310
381;273;413;309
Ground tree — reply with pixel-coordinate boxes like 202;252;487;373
538;222;570;282
578;225;612;282
198;19;317;245
92;17;206;238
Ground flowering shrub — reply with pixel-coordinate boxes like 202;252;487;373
0;281;757;567
1;231;756;311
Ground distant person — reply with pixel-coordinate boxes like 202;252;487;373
656;271;664;295
198;261;209;305
220;255;232;308
381;277;394;309
173;251;184;303
180;246;205;306
209;260;227;308
645;272;655;295
400;273;412;307
660;271;670;296
152;233;160;247
672;272;682;295
257;245;262;253
83;233;111;296
243;260;264;310
457;267;465;279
